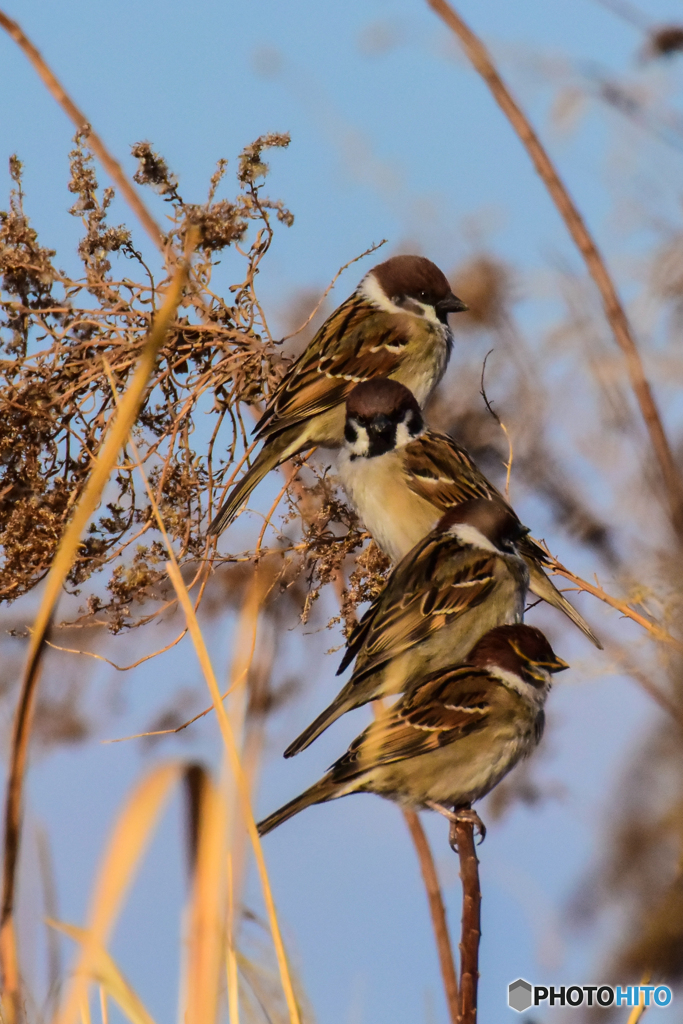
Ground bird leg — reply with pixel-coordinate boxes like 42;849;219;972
425;801;486;848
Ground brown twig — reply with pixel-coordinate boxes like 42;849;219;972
426;0;683;534
479;349;513;501
0;9;164;252
548;559;683;655
280;239;388;342
453;820;481;1024
403;810;459;1024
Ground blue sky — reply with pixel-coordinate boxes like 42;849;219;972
3;0;683;1021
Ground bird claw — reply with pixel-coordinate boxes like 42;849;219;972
448;808;486;850
425;801;486;849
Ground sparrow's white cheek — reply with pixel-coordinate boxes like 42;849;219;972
448;523;499;554
358;274;404;314
394;420;416;450
345;423;370;458
490;668;549;711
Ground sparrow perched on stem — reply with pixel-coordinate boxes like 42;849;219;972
207;255;467;536
258;624;568;836
284;498;529;757
337;378;601;648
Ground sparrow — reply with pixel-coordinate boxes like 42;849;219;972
207;255;467;536
258;624;568;836
336;377;601;648
284;497;530;757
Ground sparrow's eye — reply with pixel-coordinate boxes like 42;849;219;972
419;290;428;302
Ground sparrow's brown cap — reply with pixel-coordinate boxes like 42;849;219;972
468;623;569;675
371;255;468;314
345;378;421;422
437;497;524;549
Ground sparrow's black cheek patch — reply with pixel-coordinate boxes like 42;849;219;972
344;423;358;444
401;297;426;317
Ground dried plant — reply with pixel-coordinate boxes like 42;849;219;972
6;0;683;1020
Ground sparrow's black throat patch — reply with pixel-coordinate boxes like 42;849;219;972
346;405;424;459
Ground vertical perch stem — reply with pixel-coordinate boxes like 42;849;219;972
454;820;481;1024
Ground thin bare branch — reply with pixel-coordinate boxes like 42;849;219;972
479;349;513;501
281;239;388;342
548;558;683;655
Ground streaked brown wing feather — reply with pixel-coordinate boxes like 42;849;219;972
332;669;494;774
339;539;498;675
403;431;507;511
256;303;413;440
406;433;551;571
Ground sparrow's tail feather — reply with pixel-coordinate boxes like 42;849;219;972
526;559;603;649
283;696;350;758
257;778;337;836
207;434;293;538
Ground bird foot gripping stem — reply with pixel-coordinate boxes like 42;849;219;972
425;801;486;850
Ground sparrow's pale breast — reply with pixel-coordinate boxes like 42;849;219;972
337;447;437;561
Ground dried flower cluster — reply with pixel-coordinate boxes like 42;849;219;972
0;130;374;636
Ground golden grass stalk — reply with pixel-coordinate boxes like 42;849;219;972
0;246;194;1016
226;853;240;1024
0;10;164;252
165;559;302;1024
106;362;278;1024
183;771;229;1024
99;988;108;1024
626;973;652;1024
48;922;157;1024
223;570;278;929
52;762;184;1024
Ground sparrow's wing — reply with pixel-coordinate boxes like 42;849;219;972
331;668;495;776
338;538;498;676
256;302;415;441
402;431;510;512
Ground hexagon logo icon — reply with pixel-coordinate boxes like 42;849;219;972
508;978;533;1012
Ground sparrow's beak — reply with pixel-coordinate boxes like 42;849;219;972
436;292;469;316
550;656;570;673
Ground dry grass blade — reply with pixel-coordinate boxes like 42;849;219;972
183;770;228;1024
48;921;157;1024
625;972;652;1024
0;10;164;251
426;0;683;533
165;559;301;1024
52;762;183;1024
0;242;194;1009
226;852;240;1024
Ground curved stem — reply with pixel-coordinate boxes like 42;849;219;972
426;0;683;534
403;810;459;1023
